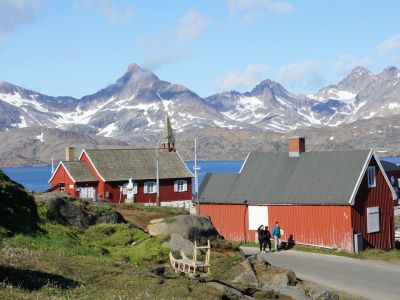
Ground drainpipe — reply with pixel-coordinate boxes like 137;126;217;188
243;200;248;243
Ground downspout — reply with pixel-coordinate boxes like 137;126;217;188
243;200;248;243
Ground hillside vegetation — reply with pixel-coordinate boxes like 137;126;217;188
0;172;243;299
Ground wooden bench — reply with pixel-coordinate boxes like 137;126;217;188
169;240;211;277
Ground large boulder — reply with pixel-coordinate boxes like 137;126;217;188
40;193;125;229
169;233;197;256
147;215;219;240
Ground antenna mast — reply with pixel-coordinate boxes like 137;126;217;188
194;138;201;202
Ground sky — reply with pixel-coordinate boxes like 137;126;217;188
0;0;400;98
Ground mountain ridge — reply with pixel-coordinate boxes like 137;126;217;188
1;63;400;166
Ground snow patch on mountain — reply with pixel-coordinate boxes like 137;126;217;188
98;123;118;137
35;132;44;142
389;103;400;109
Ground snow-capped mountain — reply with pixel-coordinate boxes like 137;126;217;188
1;64;400;140
206;79;318;132
0;64;245;140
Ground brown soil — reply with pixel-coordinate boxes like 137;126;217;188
114;207;164;230
113;205;186;230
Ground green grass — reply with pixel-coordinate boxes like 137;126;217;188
118;203;188;216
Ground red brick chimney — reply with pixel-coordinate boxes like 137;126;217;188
288;137;305;157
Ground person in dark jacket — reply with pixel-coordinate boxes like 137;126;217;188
257;225;266;253
264;225;272;251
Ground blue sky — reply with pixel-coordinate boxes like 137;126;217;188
0;0;400;98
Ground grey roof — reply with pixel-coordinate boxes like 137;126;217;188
199;150;372;205
84;148;193;181
62;161;98;182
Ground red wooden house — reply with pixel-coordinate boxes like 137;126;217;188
198;137;397;252
49;117;193;207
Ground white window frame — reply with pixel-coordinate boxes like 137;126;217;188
367;206;380;233
367;166;376;188
174;180;187;192
144;181;156;194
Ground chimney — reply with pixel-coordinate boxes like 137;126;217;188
65;147;75;161
288;137;305;157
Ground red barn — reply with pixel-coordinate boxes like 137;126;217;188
198;137;397;252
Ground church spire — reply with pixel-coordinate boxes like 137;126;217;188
163;114;176;152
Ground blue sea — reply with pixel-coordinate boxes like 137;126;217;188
1;160;244;193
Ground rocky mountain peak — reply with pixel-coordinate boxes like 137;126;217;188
251;79;289;96
379;66;399;79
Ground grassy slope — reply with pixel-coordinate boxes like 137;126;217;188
0;176;243;299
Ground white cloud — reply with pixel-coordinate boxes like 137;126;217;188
0;0;40;38
216;64;269;91
332;54;374;76
275;61;325;91
80;0;134;24
378;35;400;53
141;10;209;69
176;10;208;43
226;0;294;24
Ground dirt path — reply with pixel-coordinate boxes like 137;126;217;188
114;205;187;230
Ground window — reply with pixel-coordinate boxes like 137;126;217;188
144;181;156;194
367;166;376;188
174;180;187;192
367;207;380;233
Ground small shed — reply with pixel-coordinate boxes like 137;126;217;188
198;137;397;252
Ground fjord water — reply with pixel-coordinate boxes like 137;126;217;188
2;160;244;193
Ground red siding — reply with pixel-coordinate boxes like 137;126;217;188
198;204;256;241
49;164;77;196
80;152;106;198
80;152;192;204
103;178;193;204
199;204;353;252
269;205;353;252
351;157;395;249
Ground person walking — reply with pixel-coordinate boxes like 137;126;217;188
272;221;281;251
265;225;272;251
257;225;266;253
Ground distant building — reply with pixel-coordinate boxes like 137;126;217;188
49;116;193;207
198;137;397;252
380;160;400;197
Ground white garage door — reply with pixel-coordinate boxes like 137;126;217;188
248;205;268;230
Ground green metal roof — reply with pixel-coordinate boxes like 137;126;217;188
199;150;372;205
84;148;193;182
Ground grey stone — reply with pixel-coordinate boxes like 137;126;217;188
207;281;244;299
148;215;219;240
232;259;259;286
169;233;196;256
